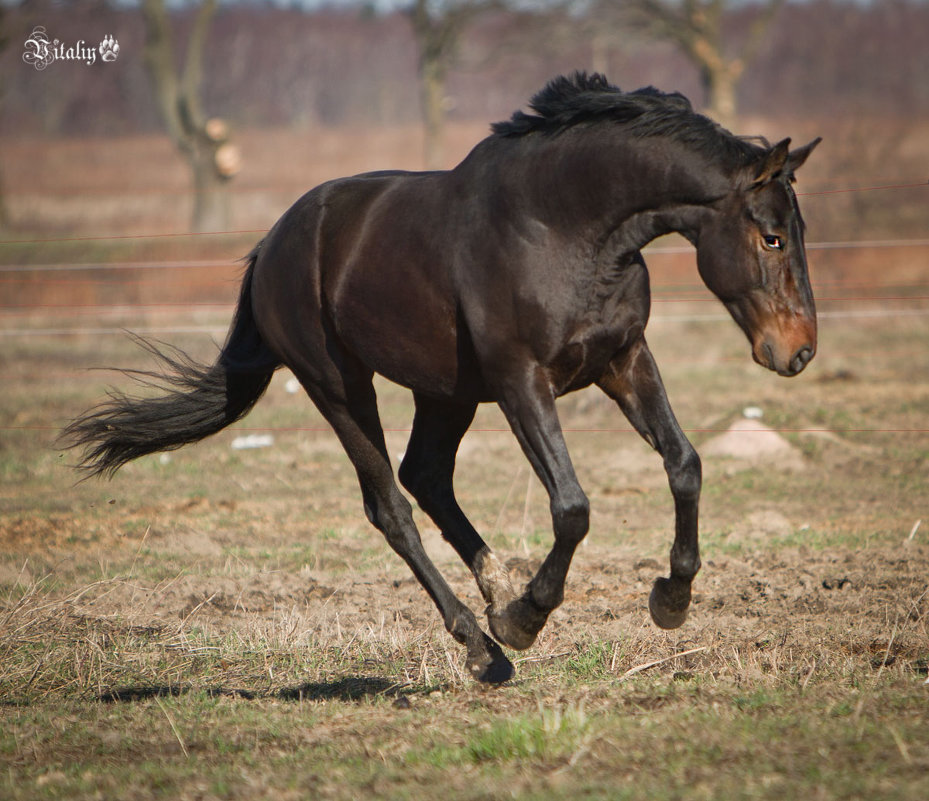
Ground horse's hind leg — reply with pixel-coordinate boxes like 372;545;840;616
398;393;518;620
295;368;513;684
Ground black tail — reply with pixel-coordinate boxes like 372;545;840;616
62;246;281;479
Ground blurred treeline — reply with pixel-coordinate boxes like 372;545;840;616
3;0;929;137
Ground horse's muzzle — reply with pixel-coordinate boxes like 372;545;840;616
756;340;816;377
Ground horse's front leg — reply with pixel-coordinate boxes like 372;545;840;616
597;337;702;629
487;364;590;650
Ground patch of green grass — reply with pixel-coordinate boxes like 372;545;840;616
465;702;591;764
560;639;615;683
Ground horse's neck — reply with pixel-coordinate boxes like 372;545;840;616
518;132;722;252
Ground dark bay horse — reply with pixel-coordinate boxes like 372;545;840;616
64;73;821;684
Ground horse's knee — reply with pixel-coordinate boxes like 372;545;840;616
552;491;590;545
362;487;414;540
667;447;701;502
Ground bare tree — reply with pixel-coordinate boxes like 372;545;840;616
408;0;496;169
142;0;240;232
622;0;784;126
0;4;11;232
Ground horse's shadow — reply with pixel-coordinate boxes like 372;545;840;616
99;676;401;704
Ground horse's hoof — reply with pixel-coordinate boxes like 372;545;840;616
467;635;515;685
486;597;547;651
648;577;690;630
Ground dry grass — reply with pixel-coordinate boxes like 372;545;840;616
1;556;927;800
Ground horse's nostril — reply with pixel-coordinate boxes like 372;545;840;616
762;342;776;369
790;346;814;374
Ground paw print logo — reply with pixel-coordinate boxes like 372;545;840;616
99;35;119;63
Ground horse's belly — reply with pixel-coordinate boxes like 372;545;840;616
329;272;482;400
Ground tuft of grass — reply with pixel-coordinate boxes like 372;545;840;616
561;638;615;682
466;702;591;764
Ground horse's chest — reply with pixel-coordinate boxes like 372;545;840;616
549;314;645;395
547;272;649;394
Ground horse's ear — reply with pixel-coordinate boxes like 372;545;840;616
749;138;791;187
787;137;822;174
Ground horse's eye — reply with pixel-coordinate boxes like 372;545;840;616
762;234;783;250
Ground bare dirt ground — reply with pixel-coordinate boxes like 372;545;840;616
8;528;925;688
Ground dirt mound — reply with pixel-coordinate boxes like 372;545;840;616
701;418;804;469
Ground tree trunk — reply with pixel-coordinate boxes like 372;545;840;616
591;30;610;76
0;6;11;231
141;0;238;233
0;171;10;233
421;57;446;170
191;153;231;234
626;0;783;128
701;60;740;129
409;0;489;171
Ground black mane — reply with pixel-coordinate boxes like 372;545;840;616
492;72;764;166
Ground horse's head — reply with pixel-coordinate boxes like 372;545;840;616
696;137;821;376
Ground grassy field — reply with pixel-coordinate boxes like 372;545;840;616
1;289;927;798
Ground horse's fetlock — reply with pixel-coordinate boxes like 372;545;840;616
528;576;563;612
671;552;701;582
475;550;515;606
448;612;478;647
